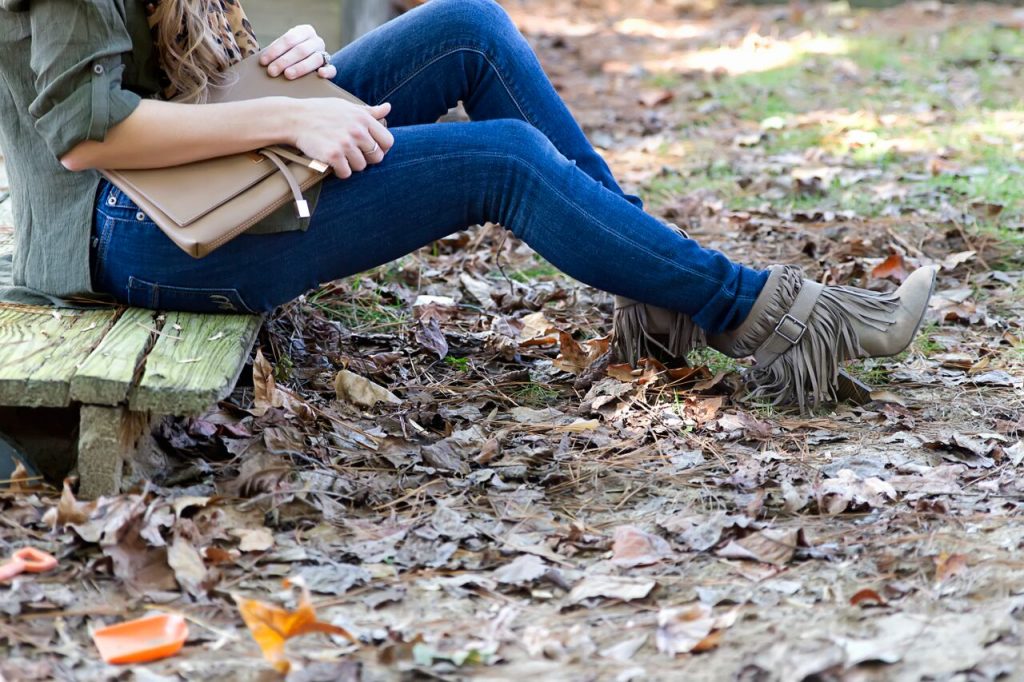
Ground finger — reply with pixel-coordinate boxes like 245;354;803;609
352;130;385;164
369;102;391;120
281;49;329;80
333;157;352;180
269;38;326;78
346;146;368;173
260;25;316;69
367;118;395;153
317;64;338;80
362;146;386;165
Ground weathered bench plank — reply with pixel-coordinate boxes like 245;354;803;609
0;307;118;407
129;311;263;414
70;307;160;406
78;405;153;499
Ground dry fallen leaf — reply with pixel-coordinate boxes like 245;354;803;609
7;461;35;493
611;525;673;567
250;348;316;420
850;588;887;607
656;604;737;656
716;528;805;565
567;575;656;604
167;531;207;597
231;527;275;553
334;369;402;408
415;318;449;360
934;552;969;584
493;554;548;586
252;348;277;413
42;479;96;530
871;252;909;282
518;311;558;345
638;88;674;107
234;577;357;673
553;331;609;375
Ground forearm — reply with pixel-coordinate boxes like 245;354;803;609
60;96;302;172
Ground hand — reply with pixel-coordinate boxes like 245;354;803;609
292;100;394;179
259;24;337;81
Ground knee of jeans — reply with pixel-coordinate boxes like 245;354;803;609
484;119;561;170
428;0;514;42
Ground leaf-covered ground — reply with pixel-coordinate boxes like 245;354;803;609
6;2;1024;680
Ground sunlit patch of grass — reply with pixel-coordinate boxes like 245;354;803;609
761;127;826;155
641;164;742;205
928;172;1024;218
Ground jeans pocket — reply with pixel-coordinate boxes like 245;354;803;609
127;276;258;314
90;214;115;289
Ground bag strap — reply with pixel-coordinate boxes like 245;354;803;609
257;149;311;218
264;145;330;173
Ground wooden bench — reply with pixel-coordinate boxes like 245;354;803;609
0;191;262;498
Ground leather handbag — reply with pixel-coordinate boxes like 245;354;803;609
99;52;366;258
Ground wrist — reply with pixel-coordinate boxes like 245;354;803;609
267;96;304;147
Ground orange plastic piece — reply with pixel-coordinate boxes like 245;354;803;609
0;547;58;582
92;613;189;665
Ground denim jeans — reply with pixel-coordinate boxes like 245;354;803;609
90;0;768;334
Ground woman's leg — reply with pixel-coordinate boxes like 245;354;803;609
92;120;765;333
328;0;644;208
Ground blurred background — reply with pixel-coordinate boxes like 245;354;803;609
245;0;415;47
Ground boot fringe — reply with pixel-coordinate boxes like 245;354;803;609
741;280;901;413
611;299;707;366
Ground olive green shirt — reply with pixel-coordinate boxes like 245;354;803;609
0;0;316;308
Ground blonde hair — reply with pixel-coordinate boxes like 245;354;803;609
153;0;235;103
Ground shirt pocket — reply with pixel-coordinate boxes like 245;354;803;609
127;276;258;315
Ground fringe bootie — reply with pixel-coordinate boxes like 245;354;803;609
611;296;707;366
610;219;707;366
708;264;938;413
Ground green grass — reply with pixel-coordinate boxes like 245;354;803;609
306;286;407;329
638;22;1024;232
910;322;942;357
273;351;295;382
509;261;563;283
445;356;471;371
686;348;741;375
511;382;560;407
846;358;891;386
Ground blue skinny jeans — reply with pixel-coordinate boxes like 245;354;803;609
89;0;768;334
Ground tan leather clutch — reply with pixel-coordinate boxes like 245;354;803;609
99;52;366;258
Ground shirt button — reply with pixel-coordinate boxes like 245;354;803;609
93;63;104;75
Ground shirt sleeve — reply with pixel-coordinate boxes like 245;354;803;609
27;0;142;159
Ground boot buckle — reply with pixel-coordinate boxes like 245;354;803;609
774;314;807;345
